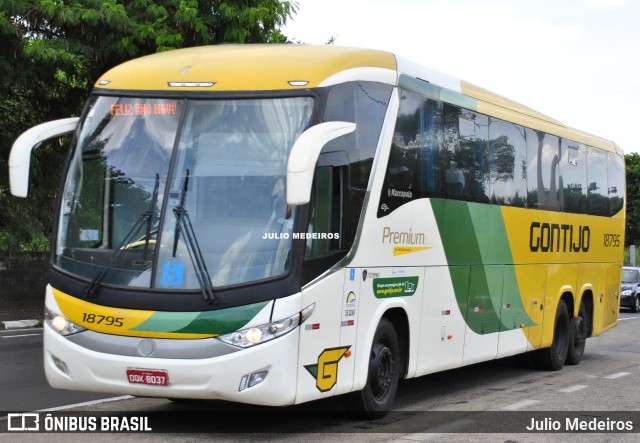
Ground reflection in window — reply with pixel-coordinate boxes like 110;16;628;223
488;119;526;206
155;97;314;289
379;90;442;216
608;152;625;215
444;105;489;202
324;82;393;240
587;147;609;216
527;129;560;210
560;140;586;213
305;166;346;259
375;87;624;220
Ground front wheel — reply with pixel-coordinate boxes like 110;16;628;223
343;318;400;419
534;300;570;371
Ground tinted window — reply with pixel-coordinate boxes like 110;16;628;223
587;146;609;215
488;119;527;206
443;104;489;202
324;81;393;236
527;129;560;211
379;90;442;216
560;139;587;213
607;152;625;215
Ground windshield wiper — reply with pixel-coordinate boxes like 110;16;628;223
172;169;219;305
142;173;160;262
83;174;160;298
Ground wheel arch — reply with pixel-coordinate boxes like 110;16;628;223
579;290;594;337
560;291;574;320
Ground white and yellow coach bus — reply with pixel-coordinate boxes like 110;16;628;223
10;45;624;418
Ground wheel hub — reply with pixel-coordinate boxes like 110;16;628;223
370;343;395;399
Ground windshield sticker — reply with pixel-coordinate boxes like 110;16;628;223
79;229;100;242
304;346;351;392
373;276;419;298
161;261;185;286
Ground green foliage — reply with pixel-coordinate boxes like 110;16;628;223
0;0;297;254
625;153;640;246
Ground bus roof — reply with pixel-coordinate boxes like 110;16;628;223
95;44;621;155
95;45;397;92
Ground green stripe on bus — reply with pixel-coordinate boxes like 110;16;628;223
431;199;535;334
130;301;270;335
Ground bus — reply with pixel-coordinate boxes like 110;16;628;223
9;45;624;418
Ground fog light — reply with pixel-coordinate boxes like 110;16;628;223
51;354;72;378
238;371;268;391
248;371;268;388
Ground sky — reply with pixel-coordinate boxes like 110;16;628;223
282;0;640;153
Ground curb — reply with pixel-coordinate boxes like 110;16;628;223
1;319;40;330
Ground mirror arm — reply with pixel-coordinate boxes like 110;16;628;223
9;117;80;197
286;121;356;205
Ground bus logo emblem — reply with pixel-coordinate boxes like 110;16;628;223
304;346;351;392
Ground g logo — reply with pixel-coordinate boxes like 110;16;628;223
304;346;351;392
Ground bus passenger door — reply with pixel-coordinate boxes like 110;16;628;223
296;153;353;403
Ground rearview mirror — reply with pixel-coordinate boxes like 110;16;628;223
286;121;356;205
9;117;80;197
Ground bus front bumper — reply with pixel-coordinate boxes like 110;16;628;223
43;323;299;406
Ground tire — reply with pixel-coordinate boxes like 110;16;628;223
533;300;570;371
566;300;588;365
343;318;400;419
632;295;640;313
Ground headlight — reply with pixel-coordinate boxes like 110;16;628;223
45;307;86;336
218;303;315;348
621;290;633;296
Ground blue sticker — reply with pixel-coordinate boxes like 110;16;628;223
162;261;185;286
349;269;355;281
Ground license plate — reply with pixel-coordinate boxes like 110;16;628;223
126;368;169;386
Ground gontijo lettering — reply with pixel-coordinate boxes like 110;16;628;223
529;222;590;253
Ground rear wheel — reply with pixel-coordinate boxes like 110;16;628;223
534;300;570;371
343;318;400;419
566;300;587;365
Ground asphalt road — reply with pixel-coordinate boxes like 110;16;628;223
0;328;118;412
1;311;639;442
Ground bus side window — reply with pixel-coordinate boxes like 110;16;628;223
443;104;489;203
305;165;346;260
607;151;624;216
587;146;609;216
488;118;527;207
559;140;587;214
378;90;442;217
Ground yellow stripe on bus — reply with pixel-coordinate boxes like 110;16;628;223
52;289;217;339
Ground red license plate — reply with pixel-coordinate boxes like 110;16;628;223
126;368;169;386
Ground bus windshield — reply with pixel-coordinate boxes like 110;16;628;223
56;95;314;290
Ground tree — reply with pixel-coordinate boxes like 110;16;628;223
0;0;297;255
625;153;640;246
